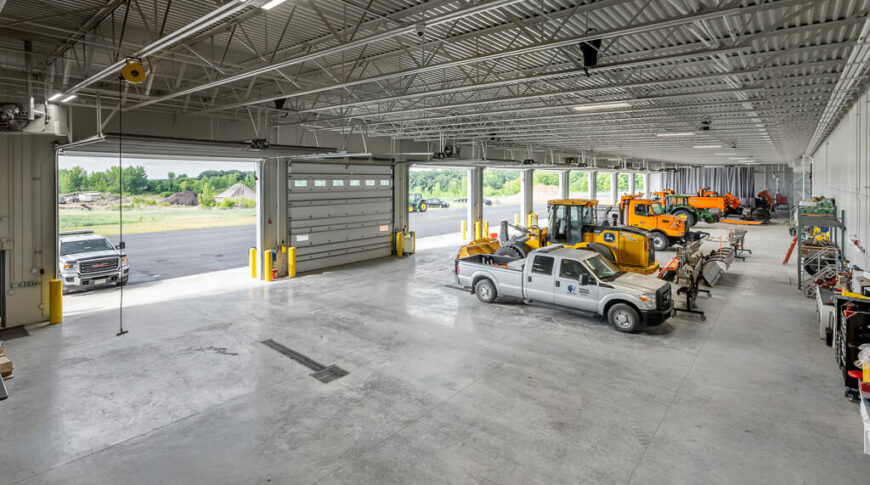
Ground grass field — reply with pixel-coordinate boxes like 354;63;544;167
59;207;256;235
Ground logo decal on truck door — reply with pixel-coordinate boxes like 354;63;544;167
567;285;590;295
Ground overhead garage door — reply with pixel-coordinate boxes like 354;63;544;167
288;162;393;273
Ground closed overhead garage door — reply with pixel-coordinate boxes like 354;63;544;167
288;162;393;273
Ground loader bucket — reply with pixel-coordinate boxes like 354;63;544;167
456;238;501;259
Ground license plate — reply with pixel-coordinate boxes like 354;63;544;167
94;278;106;285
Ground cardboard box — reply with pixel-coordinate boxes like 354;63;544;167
0;355;12;377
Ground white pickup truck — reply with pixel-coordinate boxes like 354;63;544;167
456;245;673;333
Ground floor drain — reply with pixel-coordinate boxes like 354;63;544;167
261;338;348;384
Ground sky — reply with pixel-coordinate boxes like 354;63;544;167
59;156;256;179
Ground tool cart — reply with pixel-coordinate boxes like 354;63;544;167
830;292;870;401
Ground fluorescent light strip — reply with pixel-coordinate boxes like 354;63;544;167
260;0;286;9
48;93;64;101
693;145;722;149
656;132;695;137
728;157;749;160
715;153;737;156
61;95;77;103
573;101;631;111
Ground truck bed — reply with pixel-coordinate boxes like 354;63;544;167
456;254;525;299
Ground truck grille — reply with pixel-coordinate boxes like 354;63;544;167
79;258;119;274
657;286;672;309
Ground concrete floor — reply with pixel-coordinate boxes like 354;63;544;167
1;223;868;484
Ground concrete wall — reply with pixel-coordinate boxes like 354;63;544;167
0;134;64;327
812;88;870;269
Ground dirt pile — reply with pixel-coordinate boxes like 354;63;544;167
164;190;198;206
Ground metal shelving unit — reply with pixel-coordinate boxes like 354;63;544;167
796;200;845;290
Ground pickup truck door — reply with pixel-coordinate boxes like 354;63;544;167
524;254;556;304
554;258;599;311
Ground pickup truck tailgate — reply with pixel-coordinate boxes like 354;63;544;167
456;254;524;299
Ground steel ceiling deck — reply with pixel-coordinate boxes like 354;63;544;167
3;0;869;165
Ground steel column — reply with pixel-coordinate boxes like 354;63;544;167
643;173;651;198
394;162;409;233
520;169;534;223
467;167;484;237
558;170;570;199
610;172;618;206
628;172;636;195
588;171;597;201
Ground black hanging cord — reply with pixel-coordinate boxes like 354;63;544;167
116;76;127;337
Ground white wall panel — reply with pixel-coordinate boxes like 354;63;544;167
0;134;63;327
812;87;870;269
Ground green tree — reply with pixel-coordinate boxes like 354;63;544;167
167;172;176;192
59;166;87;193
198;183;216;207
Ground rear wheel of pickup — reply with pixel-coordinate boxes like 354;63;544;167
474;278;497;303
607;303;641;333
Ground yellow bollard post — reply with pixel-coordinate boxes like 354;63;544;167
461;220;466;239
515;213;519;225
288;247;296;278
527;213;532;227
249;248;257;278
484;221;489;238
49;279;62;324
265;250;273;282
474;221;481;240
396;231;403;257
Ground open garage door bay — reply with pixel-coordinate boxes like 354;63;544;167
288;162;393;273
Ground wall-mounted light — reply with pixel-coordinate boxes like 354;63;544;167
61;95;77;103
48;93;64;102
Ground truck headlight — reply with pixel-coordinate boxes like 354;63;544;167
639;294;657;309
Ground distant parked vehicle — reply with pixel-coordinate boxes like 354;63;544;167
409;193;428;212
59;230;129;294
424;198;450;208
484;199;493;206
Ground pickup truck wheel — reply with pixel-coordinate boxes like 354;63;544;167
474;279;497;303
651;231;669;251
607;303;641;333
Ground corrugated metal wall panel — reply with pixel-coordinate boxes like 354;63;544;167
0;134;62;327
288;161;393;273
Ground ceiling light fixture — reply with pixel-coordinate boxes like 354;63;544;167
260;0;287;10
61;95;77;103
693;145;722;149
728;157;749;160
656;132;695;137
715;152;737;156
573;101;631;111
48;93;64;101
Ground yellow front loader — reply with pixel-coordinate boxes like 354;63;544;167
458;199;659;275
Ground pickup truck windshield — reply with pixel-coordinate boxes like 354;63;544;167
586;255;622;280
61;239;114;256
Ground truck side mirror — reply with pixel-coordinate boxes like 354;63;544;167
116;242;126;250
